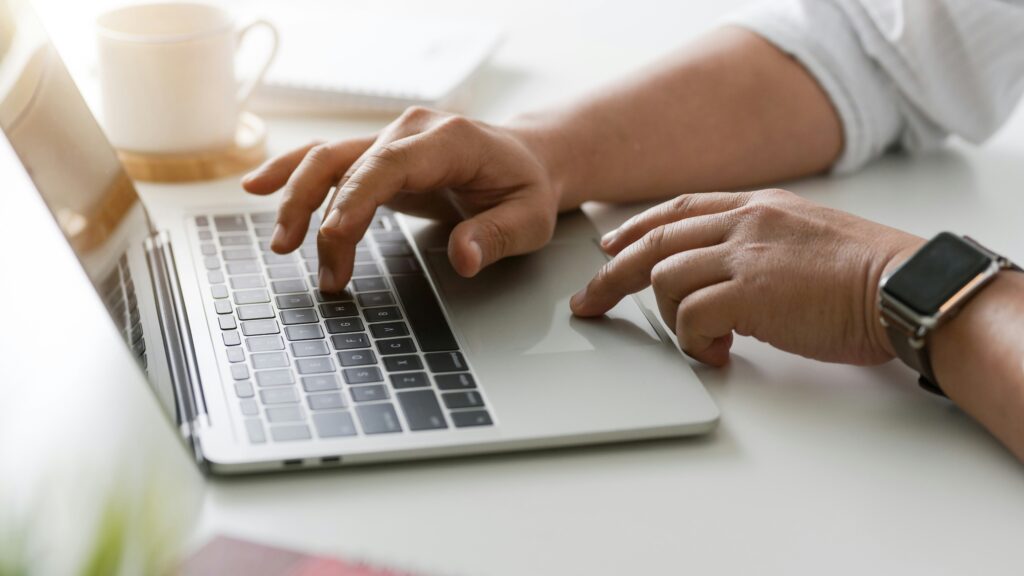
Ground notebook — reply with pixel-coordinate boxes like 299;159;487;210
247;10;502;115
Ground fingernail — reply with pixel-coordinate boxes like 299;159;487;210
600;229;619;247
321;208;342;232
570;287;588;309
319;265;334;291
271;222;286;248
466;240;483;275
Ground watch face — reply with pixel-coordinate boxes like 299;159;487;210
885;233;993;315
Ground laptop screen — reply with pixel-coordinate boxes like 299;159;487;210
0;0;179;421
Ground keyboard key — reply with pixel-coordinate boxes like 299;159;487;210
343;367;383;385
291;340;330;357
234;381;254;398
240;399;259;416
195;215;209;227
451;410;493;428
266;406;305;423
256;369;294;387
241;319;280;336
356;404;402;434
325;317;363;334
201;243;217;256
276;293;314;309
351;384;389;403
442;391;485;410
299;245;317;259
260;387;299;405
214;300;232;314
391;275;459;352
210;285;229;299
375;337;416;356
352;277;387;292
270;424;312;442
226;260;260;275
319;302;358;318
226;348;245;363
338;349;376;367
254;225;274;238
331;333;370;350
384;257;420;275
223;247;257;261
435;373;476;390
308;393;346;411
218;316;237;330
214;215;247;232
372;230;405;243
222;331;241;346
304;260;319;274
199;229;213;241
245;419;266;443
390;372;429;389
230;275;265;290
231;364;249;380
302;374;341;392
308;274;319;288
252;352;289;370
208;270;225;284
271;279;307;294
250;211;276;224
377;242;412;257
397;390;447;431
284;324;324;341
363;306;402;323
233;289;270;305
267;265;301;279
280;308;318;325
246;335;284;352
352;263;381;277
296;357;335;374
219;234;250;246
370;322;408;339
313;411;357;437
263;252;296;265
383;355;423;372
203;256;221;270
237;303;274;320
425;352;468;373
357;291;395;307
354;250;374;264
315;289;354;302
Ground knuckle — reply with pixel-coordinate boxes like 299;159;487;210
668;194;695;216
305;143;335;167
370;142;408;169
398;105;434;124
639;224;668;254
433;114;475;135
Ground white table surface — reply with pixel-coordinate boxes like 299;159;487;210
4;1;1024;574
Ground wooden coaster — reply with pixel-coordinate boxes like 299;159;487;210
117;112;267;183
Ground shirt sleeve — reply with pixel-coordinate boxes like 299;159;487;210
722;0;1024;174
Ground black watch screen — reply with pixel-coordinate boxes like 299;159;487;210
884;232;992;315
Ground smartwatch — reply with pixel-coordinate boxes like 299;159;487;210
878;232;1021;396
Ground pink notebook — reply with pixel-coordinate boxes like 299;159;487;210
181;536;416;576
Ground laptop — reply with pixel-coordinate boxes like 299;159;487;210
0;0;718;474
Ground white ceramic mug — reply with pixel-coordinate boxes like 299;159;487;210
96;2;278;153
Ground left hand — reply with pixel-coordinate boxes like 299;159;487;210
570;189;924;366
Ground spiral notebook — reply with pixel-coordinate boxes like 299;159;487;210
248;11;502;115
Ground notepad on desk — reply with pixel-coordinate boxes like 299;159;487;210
248;12;502;115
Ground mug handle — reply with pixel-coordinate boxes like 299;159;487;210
235;19;280;107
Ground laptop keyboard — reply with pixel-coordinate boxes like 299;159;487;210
194;209;493;445
100;253;147;371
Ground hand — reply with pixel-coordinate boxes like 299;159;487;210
241;107;561;292
570;189;924;366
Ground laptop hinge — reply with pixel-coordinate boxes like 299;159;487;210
145;231;208;467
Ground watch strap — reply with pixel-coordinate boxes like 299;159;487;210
886;324;943;396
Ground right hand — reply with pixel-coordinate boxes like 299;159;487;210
241;107;561;292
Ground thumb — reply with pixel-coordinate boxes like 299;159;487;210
447;195;555;277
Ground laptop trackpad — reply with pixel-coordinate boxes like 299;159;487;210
424;240;663;358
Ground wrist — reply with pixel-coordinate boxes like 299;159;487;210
505;113;586;212
869;236;926;359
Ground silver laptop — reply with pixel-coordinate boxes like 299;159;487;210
0;0;717;474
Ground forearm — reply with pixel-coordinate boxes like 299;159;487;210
508;27;843;211
930;271;1024;461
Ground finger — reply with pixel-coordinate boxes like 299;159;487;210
601;191;754;255
447;193;556;277
675;282;742;366
649;246;733;332
319;123;483;286
272;137;374;253
570;213;732;317
241;141;322;195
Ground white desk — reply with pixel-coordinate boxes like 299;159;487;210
4;1;1024;574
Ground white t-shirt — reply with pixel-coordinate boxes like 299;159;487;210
725;0;1024;173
